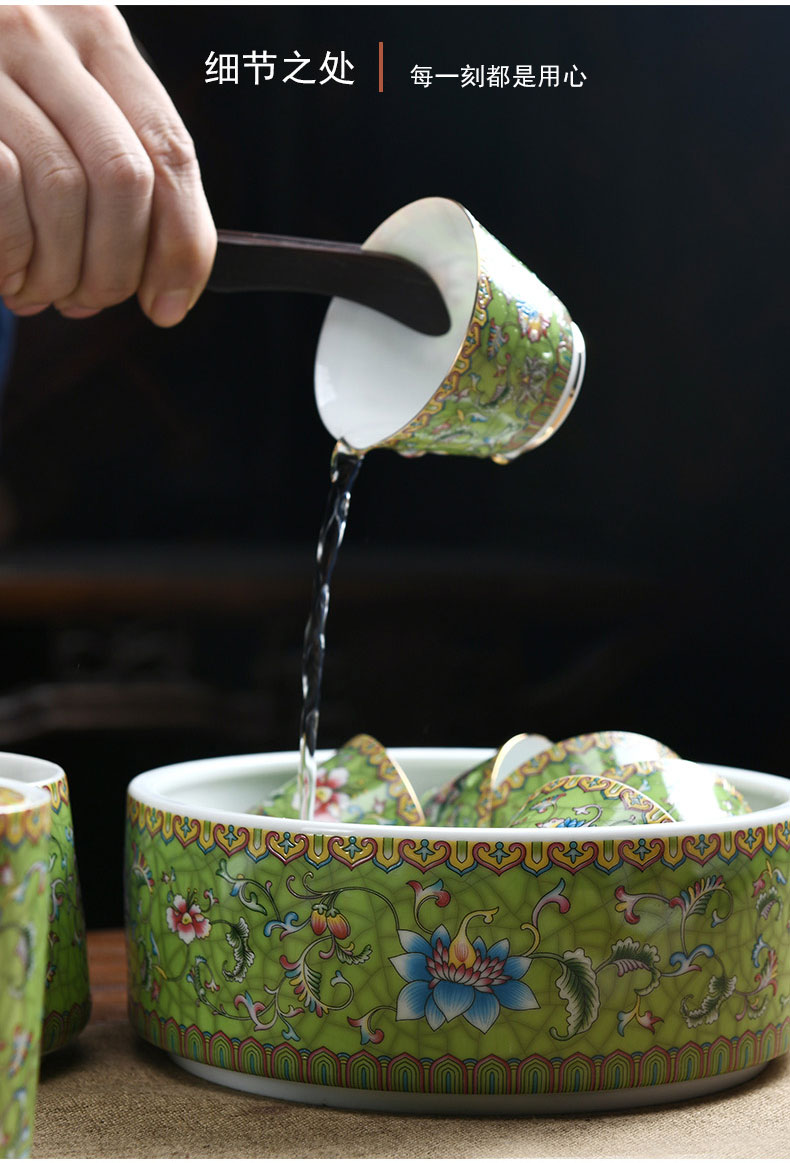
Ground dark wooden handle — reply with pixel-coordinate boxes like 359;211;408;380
207;228;450;336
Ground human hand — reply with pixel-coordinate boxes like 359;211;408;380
0;5;216;327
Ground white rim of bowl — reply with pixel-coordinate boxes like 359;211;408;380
127;748;790;845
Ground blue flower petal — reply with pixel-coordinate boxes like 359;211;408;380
493;979;539;1012
433;981;475;1022
390;952;431;983
465;990;500;1033
473;936;488;958
503;954;532;980
430;925;452;951
488;938;511;963
397;929;433;956
396;980;431;1022
425;994;446;1030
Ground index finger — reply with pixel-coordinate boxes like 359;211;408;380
64;8;217;326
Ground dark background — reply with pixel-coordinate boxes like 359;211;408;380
0;5;788;926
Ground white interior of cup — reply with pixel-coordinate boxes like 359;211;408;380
0;775;50;813
128;749;790;842
490;730;676;791
490;733;553;786
314;197;478;450
0;751;64;790
611;756;754;820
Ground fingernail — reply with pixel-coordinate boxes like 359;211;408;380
150;289;192;328
6;303;48;317
0;273;25;297
58;306;101;320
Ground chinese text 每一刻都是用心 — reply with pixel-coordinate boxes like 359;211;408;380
410;64;587;88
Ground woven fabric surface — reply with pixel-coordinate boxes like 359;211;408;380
33;1020;790;1159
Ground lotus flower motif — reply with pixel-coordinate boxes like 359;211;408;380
391;910;538;1033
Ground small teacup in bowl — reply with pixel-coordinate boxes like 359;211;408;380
422;733;552;827
488;730;678;826
608;759;752;823
2;754;91;1054
250;735;424;826
507;772;674;828
125;747;790;1115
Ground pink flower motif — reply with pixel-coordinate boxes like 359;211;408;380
309;901;351;939
754;948;778;995
618;1003;664;1036
408;880;451;910
636;1009;663;1032
294;765;352;821
166;893;211;944
614;885;642;924
348;1012;385;1044
235;991;271;1030
517;308;550;343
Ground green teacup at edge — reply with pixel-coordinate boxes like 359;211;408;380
0;777;51;1158
38;769;91;1053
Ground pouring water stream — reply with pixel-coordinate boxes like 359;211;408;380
297;440;364;820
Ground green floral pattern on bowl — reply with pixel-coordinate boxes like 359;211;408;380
125;776;790;1099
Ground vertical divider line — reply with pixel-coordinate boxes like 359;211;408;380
378;41;384;92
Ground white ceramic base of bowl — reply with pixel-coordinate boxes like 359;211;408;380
170;1053;766;1114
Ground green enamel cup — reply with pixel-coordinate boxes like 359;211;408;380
250;735;424;826
0;777;50;1158
315;197;586;463
608;759;752;822
506;772;674;828
1;755;91;1054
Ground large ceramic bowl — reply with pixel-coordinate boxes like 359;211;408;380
124;749;790;1114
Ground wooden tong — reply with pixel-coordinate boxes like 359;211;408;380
208;228;450;336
